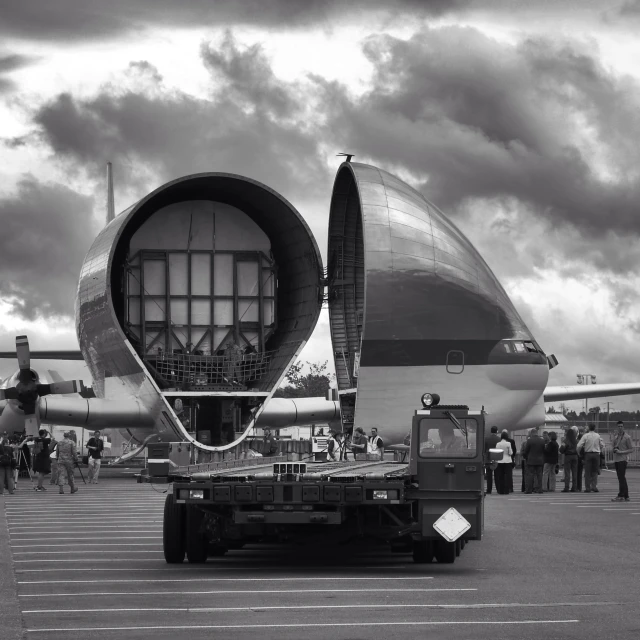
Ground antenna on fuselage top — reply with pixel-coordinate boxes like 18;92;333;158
106;161;115;225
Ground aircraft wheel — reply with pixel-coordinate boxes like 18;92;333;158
185;506;209;564
412;540;434;564
434;539;456;564
163;494;185;564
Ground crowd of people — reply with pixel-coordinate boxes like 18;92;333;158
485;421;634;501
0;428;105;495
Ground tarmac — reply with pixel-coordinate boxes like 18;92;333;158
1;467;639;640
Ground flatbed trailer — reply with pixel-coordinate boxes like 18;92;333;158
153;401;503;565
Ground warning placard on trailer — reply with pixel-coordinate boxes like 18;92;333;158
433;507;471;542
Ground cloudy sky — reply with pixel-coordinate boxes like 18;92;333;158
2;0;640;412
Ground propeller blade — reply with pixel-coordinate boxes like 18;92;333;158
16;335;30;370
37;380;84;396
0;387;19;401
24;413;40;437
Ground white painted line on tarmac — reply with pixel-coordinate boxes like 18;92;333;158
13;550;163;555
12;542;161;548
601;508;637;511
18;576;435;584
22;601;620;613
14;559;163;563
19;588;475;597
11;536;161;541
25;620;580;632
10;533;161;537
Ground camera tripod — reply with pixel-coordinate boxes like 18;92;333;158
14;447;33;484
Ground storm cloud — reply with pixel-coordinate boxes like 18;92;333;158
0;0;464;42
33;39;330;206
30;26;640;284
0;177;98;320
0;51;38;93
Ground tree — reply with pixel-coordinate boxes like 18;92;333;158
274;361;335;398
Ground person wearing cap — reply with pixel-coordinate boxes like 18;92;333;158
57;431;79;495
611;421;634;502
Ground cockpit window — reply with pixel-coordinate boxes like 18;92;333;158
418;418;478;458
501;342;512;353
523;342;538;353
513;342;526;353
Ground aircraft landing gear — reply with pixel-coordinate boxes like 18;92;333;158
163;494;185;564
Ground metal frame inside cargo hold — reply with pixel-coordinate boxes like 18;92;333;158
123;249;277;372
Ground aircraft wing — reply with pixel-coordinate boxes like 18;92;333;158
0;350;83;360
544;383;640;402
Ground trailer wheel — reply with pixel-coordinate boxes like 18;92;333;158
412;540;434;564
434;539;456;564
185;506;209;564
163;494;185;564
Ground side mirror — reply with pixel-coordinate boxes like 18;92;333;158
488;448;504;462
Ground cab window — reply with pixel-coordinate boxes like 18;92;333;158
418;418;478;458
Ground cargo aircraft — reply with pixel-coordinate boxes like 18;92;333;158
0;162;638;455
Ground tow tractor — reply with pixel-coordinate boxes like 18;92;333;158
153;394;503;564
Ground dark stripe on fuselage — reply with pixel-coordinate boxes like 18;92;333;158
359;340;548;367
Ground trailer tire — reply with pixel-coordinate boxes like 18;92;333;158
434;539;456;564
185;506;208;564
412;540;434;564
163;494;185;564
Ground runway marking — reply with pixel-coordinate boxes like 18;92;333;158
14;559;164;563
18;576;435;584
12;539;161;545
10;533;161;537
15;566;410;572
13;550;163;555
19;588;475;597
25;620;580;632
22;601;619;613
601;508;637;511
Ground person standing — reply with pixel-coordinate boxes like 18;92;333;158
542;432;559;492
261;428;278;457
32;429;53;491
494;431;513;494
49;439;59;485
611;421;633;502
484;426;501;494
577;424;605;493
351;427;369;460
523;427;545;494
368;428;384;460
560;427;579;492
576;426;585;491
85;430;104;484
57;432;79;495
0;436;16;496
327;430;342;462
